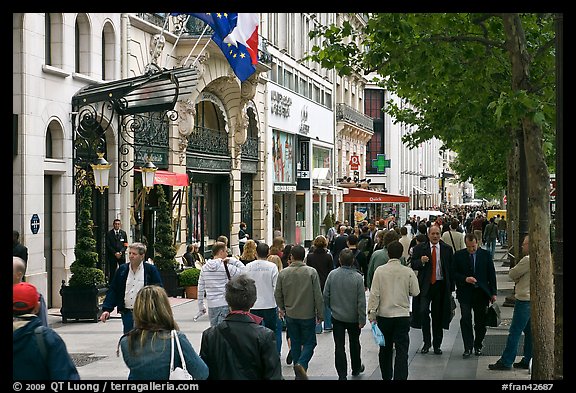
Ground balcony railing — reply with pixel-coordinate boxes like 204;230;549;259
241;136;259;160
336;103;373;132
187;126;229;156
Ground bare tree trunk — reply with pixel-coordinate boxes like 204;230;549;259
503;13;555;380
507;131;520;268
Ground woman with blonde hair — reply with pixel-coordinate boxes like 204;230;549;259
119;285;208;380
267;254;283;273
239;239;258;265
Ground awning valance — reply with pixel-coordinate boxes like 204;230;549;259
343;188;409;203
135;169;189;186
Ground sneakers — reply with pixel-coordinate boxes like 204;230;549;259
513;359;530;369
351;364;365;376
488;360;512;370
286;350;293;365
294;364;308;380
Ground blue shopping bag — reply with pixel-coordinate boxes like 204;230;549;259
371;322;385;346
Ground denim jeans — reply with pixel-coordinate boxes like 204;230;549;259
251;307;281;354
315;304;333;333
285;316;317;370
485;238;497;260
498;230;507;245
500;300;532;367
208;305;230;327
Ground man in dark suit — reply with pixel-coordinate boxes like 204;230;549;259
105;219;128;282
410;224;454;355
453;233;497;357
331;225;349;269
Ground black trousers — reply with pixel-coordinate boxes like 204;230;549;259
377;316;410;380
420;280;446;349
332;318;362;378
459;288;490;351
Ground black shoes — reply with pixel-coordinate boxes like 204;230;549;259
421;345;431;354
513;359;530;369
489;360;512;370
293;364;308;380
433;348;443;355
352;364;365;376
286;350;292;365
338;376;347;380
474;348;482;356
462;349;472;358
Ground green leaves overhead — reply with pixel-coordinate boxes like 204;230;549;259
307;13;556;197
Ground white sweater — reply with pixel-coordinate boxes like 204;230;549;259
197;257;245;310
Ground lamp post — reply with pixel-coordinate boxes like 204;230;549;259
91;153;112;194
141;158;157;194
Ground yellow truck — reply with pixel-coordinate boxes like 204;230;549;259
487;209;507;221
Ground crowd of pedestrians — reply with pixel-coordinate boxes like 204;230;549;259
15;207;531;381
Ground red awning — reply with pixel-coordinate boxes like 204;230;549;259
135;169;189;186
343;188;409;203
153;170;189;186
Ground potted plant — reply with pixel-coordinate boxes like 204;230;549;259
178;267;201;299
60;182;107;323
152;184;182;297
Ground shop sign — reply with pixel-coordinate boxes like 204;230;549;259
349;154;360;170
274;184;296;192
271;90;292;118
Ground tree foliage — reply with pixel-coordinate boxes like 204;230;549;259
69;185;105;287
153;184;178;271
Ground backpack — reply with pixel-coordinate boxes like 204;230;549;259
357;237;371;259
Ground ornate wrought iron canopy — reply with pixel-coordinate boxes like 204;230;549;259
72;66;199;190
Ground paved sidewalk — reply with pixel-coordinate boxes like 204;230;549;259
48;247;532;382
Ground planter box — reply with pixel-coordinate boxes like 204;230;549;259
160;269;184;297
60;284;108;323
184;286;198;299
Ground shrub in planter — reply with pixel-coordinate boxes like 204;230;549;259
178;268;201;287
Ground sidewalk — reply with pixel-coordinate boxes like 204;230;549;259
49;247;531;381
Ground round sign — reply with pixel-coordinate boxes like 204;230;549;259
30;214;40;234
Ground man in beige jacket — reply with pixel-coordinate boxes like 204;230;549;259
368;241;420;380
489;235;532;371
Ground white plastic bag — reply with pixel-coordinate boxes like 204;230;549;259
371;322;385;346
169;330;194;380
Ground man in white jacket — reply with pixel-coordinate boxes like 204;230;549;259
441;219;466;253
198;241;245;326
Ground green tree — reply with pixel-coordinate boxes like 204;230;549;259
153;184;177;271
308;13;556;379
69;184;105;287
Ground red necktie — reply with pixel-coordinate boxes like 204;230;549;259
431;245;437;284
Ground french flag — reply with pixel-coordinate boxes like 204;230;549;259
172;13;259;81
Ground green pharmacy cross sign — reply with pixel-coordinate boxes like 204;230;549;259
372;154;391;174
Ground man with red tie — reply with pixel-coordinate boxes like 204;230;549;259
410;224;455;355
453;233;497;357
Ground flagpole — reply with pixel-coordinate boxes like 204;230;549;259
190;36;213;67
183;23;210;67
166;15;190;65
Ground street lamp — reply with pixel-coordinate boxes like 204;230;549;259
141;157;157;194
91;152;112;194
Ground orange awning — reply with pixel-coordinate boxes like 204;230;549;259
343;188;409;203
135;169;189;187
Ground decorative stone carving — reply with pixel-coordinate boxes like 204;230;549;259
177;99;196;164
145;34;165;74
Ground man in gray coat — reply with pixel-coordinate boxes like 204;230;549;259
323;248;366;380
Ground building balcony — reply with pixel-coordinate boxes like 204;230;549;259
335;103;374;142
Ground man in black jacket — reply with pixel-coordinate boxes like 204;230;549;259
410;224;455;355
200;275;282;380
100;242;162;333
105;219;128;282
453;233;497;357
13;230;28;263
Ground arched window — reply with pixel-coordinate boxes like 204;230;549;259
101;21;116;80
75;14;91;75
45;13;63;68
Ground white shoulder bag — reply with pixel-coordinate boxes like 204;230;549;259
169;330;194;380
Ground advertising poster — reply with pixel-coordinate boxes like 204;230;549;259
272;130;294;184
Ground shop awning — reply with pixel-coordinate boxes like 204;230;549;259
343;188;409;203
135;169;189;186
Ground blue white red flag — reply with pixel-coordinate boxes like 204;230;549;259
171;13;259;81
